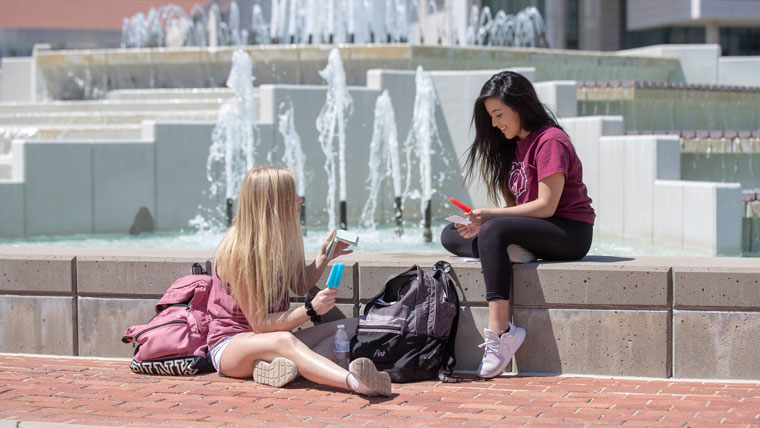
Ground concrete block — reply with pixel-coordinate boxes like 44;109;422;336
597;136;624;237
0;295;74;355
653;180;684;251
312;261;357;300
674;310;760;380
673;267;760;309
0;180;24;237
77;255;213;296
618;44;720;85
534;80;577;118
78;297;157;358
454;305;492;373
512;308;668;377
0;254;74;293
0;57;34;102
676;181;740;256
561;115;624;205
622;137;657;242
92;142;155;234
22;141;93;236
513;263;669;307
153;122;214;231
715;183;742;256
719;56;760;86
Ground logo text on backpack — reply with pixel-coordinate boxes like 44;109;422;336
130;357;199;376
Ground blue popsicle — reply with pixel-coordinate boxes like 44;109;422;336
326;263;345;288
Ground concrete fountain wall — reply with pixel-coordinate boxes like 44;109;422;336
1;247;759;380
0;72;745;255
31;45;685;100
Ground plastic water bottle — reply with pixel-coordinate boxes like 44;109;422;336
334;324;350;370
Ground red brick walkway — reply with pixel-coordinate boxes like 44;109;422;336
1;354;759;427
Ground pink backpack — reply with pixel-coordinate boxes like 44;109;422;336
122;263;214;375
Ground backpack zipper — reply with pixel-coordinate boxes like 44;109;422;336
186;306;202;334
133;320;188;342
358;324;403;335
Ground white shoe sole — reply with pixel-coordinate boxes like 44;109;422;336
252;357;298;387
478;327;526;379
349;357;392;397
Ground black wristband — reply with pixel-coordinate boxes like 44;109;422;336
304;295;322;324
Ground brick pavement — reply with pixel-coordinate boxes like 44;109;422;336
0;354;759;427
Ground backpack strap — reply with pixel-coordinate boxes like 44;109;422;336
433;261;465;383
362;265;418;316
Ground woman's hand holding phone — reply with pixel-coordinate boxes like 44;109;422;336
455;222;481;238
466;208;491;227
320;229;353;261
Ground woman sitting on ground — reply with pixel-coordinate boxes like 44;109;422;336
207;166;391;396
441;71;596;379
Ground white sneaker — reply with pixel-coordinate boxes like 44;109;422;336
477;323;526;379
252;357;299;387
348;357;392;397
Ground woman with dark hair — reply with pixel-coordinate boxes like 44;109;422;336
441;71;595;379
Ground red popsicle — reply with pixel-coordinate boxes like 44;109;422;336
448;197;471;213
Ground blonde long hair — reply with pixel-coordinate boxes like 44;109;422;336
215;166;309;323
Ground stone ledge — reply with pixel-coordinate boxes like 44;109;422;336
0;247;758;378
0;254;75;294
674;310;760;380
673;267;760;309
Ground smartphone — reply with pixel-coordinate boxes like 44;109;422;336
326;230;359;260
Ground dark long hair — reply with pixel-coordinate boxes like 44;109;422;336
464;71;563;206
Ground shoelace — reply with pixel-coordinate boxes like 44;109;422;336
478;337;500;356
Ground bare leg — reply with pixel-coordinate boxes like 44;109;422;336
489;299;510;334
220;331;351;391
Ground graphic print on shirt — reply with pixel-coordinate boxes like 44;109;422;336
508;161;528;199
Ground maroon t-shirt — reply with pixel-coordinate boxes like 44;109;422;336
508;126;595;224
206;273;291;351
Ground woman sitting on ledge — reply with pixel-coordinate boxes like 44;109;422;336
441;71;596;379
207;166;391;396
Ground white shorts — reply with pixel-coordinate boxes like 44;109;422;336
209;332;246;373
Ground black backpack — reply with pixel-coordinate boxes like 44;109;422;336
350;261;461;383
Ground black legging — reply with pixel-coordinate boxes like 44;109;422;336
440;216;593;301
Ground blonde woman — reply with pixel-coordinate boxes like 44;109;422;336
207;166;391;396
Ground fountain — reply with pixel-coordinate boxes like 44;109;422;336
316;48;353;231
360;90;403;235
194;49;258;230
403;66;444;242
120;1;547;49
278;101;308;233
251;4;270;44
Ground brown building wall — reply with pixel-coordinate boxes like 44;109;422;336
0;0;207;31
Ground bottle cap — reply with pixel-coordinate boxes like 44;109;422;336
337;324;344;328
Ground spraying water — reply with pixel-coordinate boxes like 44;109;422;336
278;101;306;197
196;50;258;230
121;2;548;48
316;48;353;230
251;4;270;44
228;1;243;45
360;90;401;229
403;66;443;241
